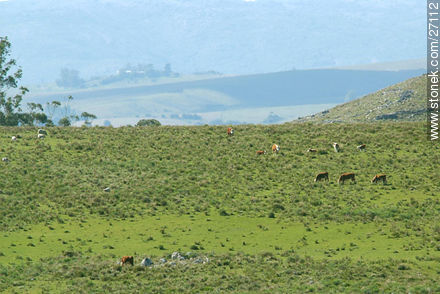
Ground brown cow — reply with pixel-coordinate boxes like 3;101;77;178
314;172;329;182
227;127;234;136
338;173;355;184
357;144;366;151
307;148;317;153
371;174;387;184
120;256;134;266
256;150;266;155
272;144;280;153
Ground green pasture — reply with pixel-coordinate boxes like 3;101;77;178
2;214;438;264
0;122;439;292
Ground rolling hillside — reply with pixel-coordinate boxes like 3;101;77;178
334;58;426;71
296;74;427;123
0;122;439;292
27;69;425;125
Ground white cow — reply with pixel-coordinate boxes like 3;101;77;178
38;129;47;135
38;134;45;139
11;136;17;141
333;142;340;153
357;144;366;151
2;157;9;162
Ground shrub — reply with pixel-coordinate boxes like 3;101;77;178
136;119;161;127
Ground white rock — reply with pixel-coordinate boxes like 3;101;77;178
140;258;153;267
171;252;184;260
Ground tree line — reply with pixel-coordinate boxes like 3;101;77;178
0;37;96;127
56;63;179;89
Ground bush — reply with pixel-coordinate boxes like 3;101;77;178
58;117;71;126
136;119;161;127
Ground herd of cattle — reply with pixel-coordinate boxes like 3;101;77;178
4;128;388;185
227;127;387;185
3;127;388;186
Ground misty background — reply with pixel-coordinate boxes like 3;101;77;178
0;0;426;126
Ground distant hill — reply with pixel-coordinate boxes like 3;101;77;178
334;58;426;71
296;74;426;123
29;69;425;108
0;0;426;84
27;68;425;125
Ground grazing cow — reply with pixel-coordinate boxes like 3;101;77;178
371;174;387;184
357;144;366;151
307;148;317;153
256;150;266;155
272;144;280;153
227;127;234;136
2;157;8;162
314;172;329;182
120;256;134;266
11;136;17;141
333;143;340;153
37;134;45;139
37;129;47;135
103;187;111;192
338;173;355;184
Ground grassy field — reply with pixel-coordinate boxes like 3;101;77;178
0;123;439;292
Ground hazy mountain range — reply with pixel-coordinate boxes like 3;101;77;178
0;0;426;84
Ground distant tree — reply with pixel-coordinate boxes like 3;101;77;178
0;36;29;126
136;119;161;127
56;68;85;88
263;112;283;124
58;95;79;126
45;120;55;127
164;63;172;77
25;102;48;125
80;112;97;126
45;100;61;125
58;117;71;126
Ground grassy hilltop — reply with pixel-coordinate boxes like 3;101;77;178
0;122;439;292
297;74;427;123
